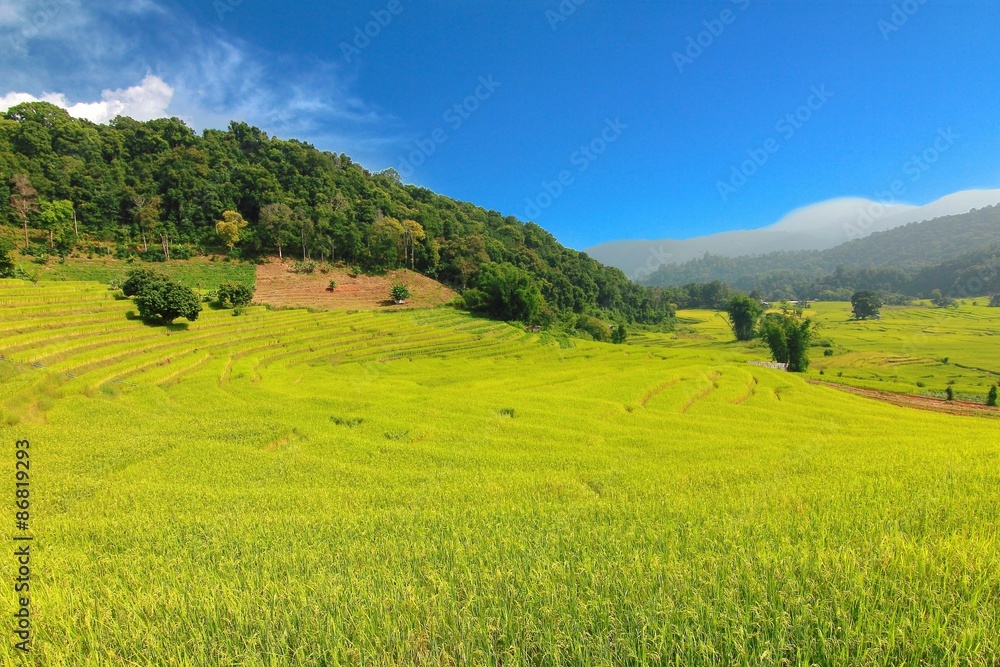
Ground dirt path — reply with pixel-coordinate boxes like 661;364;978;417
255;261;456;312
811;381;1000;418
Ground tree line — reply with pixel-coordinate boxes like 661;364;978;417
0;102;673;326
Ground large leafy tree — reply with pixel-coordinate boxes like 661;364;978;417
725;294;763;341
759;313;813;372
851;290;883;320
464;262;546;323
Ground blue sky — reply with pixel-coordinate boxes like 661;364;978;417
2;0;999;249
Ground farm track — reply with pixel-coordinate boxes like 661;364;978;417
811;381;1000;418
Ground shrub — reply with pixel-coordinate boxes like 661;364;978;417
0;238;14;278
989;294;1000;308
216;281;254;308
291;260;317;274
945;387;955;401
759;313;813;372
391;284;411;303
823;349;834;357
611;322;627;344
134;279;202;324
327;280;337;291
988;386;998;407
574;315;611;342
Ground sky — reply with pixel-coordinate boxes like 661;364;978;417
1;0;999;250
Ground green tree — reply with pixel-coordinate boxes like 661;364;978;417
260;203;292;260
0;238;15;278
725;294;763;341
987;385;998;407
134;279;202;324
611;321;627;344
759;313;812;372
38;199;75;249
465;262;545;323
851;290;883;320
121;268;168;297
216;210;248;251
216;281;254;308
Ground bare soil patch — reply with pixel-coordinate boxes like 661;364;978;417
254;261;457;312
812;381;1000;418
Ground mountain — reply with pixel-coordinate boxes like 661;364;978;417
587;190;1000;280
639;203;1000;290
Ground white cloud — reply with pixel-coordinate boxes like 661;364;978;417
0;74;174;124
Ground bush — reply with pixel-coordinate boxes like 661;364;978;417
390;284;411;303
989;294;1000;308
824;348;834;357
134;279;202;324
574;315;611;342
945;387;955;401
291;260;317;274
611;322;627;344
988;386;998;407
216;281;254;308
327;280;337;291
725;294;763;341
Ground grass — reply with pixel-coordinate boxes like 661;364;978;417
1;282;999;665
20;256;256;291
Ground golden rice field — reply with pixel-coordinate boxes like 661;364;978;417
1;280;999;665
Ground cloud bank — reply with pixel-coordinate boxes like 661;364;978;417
0;74;174;123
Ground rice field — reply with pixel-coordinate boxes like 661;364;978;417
22;257;255;291
1;280;999;665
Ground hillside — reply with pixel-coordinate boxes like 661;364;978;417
255;262;457;311
0;102;671;325
643;204;1000;292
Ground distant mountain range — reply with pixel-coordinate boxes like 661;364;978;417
586;189;1000;281
633;203;1000;297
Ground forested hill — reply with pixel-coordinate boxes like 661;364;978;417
643;204;1000;289
0;102;673;324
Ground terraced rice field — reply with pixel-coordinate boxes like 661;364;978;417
2;280;999;665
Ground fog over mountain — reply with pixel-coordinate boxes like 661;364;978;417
586;189;1000;280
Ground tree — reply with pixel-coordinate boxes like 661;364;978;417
987;385;998;407
611;321;627;344
121;268;168;297
465;262;545;323
38;199;75;249
216;281;254;308
129;193;161;252
851;290;883;320
134;279;202;324
295;208;314;261
260;203;292;260
401;219;425;270
9;174;38;249
390;284;411;304
945;387;955;401
990;294;1000;308
216;210;248;251
0;238;15;278
759;313;812;372
725;294;763;341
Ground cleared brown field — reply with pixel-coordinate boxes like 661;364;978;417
254;260;457;311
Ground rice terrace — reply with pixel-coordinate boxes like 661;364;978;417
4;2;1000;665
